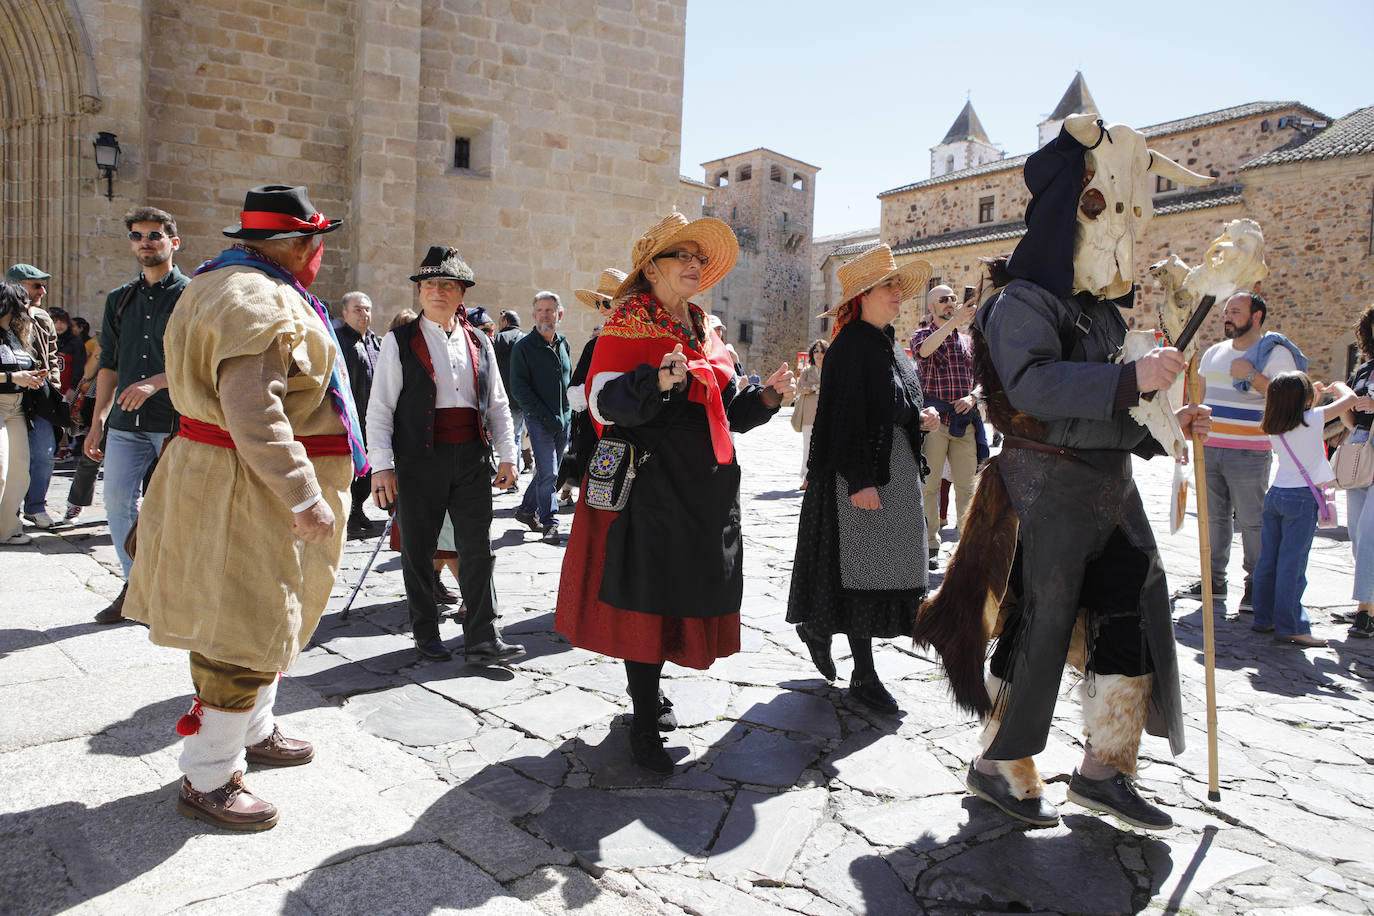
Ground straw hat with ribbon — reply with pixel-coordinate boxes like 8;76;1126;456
574;268;627;310
615;211;738;300
820;244;932;317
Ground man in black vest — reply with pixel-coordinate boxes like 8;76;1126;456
334;290;382;539
366;246;524;664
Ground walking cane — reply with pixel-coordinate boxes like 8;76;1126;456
1171;294;1223;802
1189;356;1222;802
339;513;394;623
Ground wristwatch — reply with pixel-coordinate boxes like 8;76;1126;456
1242;369;1257;386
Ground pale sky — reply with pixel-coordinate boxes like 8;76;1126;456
681;0;1374;237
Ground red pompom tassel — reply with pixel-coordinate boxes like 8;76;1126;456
175;699;204;736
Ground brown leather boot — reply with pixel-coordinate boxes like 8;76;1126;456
521;446;534;472
93;585;128;625
245;725;314;767
177;771;279;831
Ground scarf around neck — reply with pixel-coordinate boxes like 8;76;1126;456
196;245;369;476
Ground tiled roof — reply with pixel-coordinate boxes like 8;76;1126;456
814;227;879;246
941;101;992;145
1047;72;1097;122
1241;106;1374;169
890;221;1026;256
830;236;883;259
878;100;1329;198
1153;185;1244;215
679;174;710;189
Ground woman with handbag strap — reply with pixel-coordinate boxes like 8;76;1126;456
1340;305;1374;638
0;282;48;546
555;212;795;775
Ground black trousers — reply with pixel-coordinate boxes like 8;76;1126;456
395;440;501;646
67;431;106;507
349;472;372;519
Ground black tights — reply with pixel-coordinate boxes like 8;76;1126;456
624;660;663;733
848;635;876;679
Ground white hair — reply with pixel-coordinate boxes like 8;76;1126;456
341;291;372;310
533;290;562;312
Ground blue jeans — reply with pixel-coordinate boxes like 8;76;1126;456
1347;429;1374;603
518;417;567;527
1252;486;1318;637
104;428;169;578
24;416;54;515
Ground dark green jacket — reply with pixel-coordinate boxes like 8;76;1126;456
508;329;571;431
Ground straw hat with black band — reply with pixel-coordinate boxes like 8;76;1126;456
820;244;932;318
574;268;628;310
614;211;738;300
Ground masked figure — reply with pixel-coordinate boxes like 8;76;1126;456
913;115;1213;830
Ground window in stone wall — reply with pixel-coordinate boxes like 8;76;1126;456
928;276;942;291
714;170;729;187
737;165;752;181
770;165;783;182
738;321;753;344
453;137;470;170
792;173;805;190
447;110;496;177
1156;176;1177;194
978;196;995;224
782;300;787;314
946;154;955;173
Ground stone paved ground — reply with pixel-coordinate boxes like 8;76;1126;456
2;413;1371;915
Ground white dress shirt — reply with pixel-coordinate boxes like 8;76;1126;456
366;314;517;471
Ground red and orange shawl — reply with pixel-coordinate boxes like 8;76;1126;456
588;292;736;464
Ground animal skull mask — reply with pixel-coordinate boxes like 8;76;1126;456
1063;115;1213;300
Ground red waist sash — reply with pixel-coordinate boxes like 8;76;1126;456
178;415;351;457
434;407;480;444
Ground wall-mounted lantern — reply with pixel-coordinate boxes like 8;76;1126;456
93;132;121;201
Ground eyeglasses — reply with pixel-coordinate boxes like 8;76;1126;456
655;250;709;266
935;294;958;304
419;279;461;291
128;230;168;242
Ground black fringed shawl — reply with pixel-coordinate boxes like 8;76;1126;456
806;319;925;492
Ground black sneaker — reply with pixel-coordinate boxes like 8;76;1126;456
1238;582;1254;614
1066;769;1173;830
965;763;1060;827
541;523;562;543
928;547;939;571
514;509;541;531
629;729;673;775
1348;610;1374;639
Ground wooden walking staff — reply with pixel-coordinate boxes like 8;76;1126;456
1173;294;1223;801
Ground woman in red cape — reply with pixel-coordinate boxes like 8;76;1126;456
556;211;794;774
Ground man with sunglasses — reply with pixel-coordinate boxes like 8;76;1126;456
911;284;980;570
87;206;188;624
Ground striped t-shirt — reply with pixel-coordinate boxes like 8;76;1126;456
1200;339;1298;450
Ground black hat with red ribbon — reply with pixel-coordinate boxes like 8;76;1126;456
222;185;343;240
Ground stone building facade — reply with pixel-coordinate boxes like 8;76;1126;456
1;0;693;357
700;148;818;373
862;77;1370;381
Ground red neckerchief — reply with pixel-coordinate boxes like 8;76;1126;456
589;293;735;464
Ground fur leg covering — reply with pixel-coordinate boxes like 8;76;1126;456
980;673;1044;799
1079;673;1152;776
242;673;281;747
180;704;252;792
912;457;1020;716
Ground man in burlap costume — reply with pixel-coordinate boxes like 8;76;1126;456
126;185;367;831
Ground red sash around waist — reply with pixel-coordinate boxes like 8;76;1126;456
178;415;351;457
434;407;480;444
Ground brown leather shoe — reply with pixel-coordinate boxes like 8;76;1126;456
177;772;279;831
244;725;314;767
93;585;128;625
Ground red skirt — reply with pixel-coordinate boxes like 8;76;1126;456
556;496;739;670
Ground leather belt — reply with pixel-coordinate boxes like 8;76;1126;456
1000;435;1085;463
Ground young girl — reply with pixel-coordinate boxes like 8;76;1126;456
1253;372;1356;647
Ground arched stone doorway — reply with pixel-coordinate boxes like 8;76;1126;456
0;0;101;308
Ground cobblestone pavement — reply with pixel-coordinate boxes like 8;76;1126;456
3;413;1371;915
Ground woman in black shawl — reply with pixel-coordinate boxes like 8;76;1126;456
787;245;939;713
